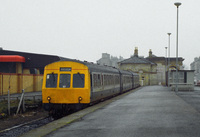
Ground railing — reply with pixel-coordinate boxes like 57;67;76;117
1;95;42;103
0;89;42;116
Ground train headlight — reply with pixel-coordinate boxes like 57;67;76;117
78;96;82;102
47;96;51;102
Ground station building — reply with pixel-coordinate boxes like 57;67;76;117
118;47;184;86
0;48;65;95
146;49;184;86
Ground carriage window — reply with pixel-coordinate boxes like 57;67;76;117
115;75;120;84
59;74;71;88
73;73;85;88
46;74;58;88
94;74;101;87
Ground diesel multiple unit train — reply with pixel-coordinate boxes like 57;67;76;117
42;59;140;116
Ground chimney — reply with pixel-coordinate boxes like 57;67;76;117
134;47;138;57
149;49;152;58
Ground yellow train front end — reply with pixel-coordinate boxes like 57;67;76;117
42;61;91;114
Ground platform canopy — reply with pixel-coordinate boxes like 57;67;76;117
0;55;25;62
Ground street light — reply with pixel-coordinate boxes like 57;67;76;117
174;2;181;91
167;33;171;87
165;47;168;86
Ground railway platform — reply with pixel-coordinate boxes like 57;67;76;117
22;86;200;137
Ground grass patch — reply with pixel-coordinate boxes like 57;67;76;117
0;100;19;113
0;99;42;117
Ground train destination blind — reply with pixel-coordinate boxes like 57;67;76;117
60;67;72;72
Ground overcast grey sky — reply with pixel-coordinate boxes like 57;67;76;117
0;0;199;69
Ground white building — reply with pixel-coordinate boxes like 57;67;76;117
190;57;200;85
97;53;124;68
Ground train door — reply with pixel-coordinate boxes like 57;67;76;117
90;73;93;100
132;75;134;88
119;72;123;93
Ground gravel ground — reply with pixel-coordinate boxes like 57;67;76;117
0;108;48;131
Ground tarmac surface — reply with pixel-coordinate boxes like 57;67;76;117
22;86;200;137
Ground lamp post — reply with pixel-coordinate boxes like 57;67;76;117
174;2;181;91
167;33;171;87
165;47;168;86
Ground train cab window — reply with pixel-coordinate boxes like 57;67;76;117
46;74;58;88
59;74;71;88
73;73;85;88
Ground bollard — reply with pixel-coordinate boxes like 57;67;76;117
16;89;25;114
22;89;25;113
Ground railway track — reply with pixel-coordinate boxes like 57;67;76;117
0;87;140;137
0;100;109;136
0;105;80;136
0;117;53;137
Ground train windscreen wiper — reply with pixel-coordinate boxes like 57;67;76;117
77;72;84;81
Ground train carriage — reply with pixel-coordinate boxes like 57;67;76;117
43;60;91;112
42;59;139;116
130;71;140;88
119;70;133;92
85;62;121;102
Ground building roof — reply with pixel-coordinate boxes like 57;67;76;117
0;49;67;68
119;55;156;65
171;70;194;72
0;55;25;62
146;57;184;65
146;56;184;62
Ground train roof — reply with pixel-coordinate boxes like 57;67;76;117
59;58;120;74
51;58;139;76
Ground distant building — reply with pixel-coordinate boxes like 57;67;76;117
190;57;200;85
118;48;157;86
118;47;184;86
97;53;124;68
146;49;184;86
0;49;67;95
0;49;65;74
